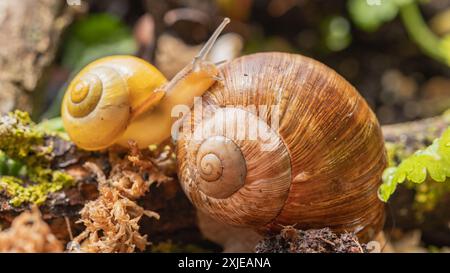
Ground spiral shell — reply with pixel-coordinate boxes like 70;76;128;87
62;56;167;150
177;52;386;241
62;66;130;150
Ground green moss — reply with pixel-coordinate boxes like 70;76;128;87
0;110;50;165
0;171;74;206
0;111;75;206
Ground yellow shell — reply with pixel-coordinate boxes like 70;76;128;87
177;52;386;242
61;56;167;150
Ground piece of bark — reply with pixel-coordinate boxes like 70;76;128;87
0;164;100;242
382;114;450;150
0;0;74;114
139;179;206;246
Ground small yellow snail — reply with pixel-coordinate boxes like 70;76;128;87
62;19;230;150
176;54;386;242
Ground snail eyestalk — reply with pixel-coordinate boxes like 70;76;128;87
193;17;230;71
158;18;231;118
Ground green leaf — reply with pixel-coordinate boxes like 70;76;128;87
379;126;450;201
37;117;65;133
36;117;69;140
62;13;137;70
347;0;413;32
439;34;450;67
0;151;25;177
379;167;398;201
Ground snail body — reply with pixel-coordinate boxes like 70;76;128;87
177;52;386;241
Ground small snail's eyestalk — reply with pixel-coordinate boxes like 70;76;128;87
128;17;230;121
193;17;231;71
160;17;231;109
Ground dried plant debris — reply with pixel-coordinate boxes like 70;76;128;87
0;207;63;253
69;142;169;253
255;227;368;253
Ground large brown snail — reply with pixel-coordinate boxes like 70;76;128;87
62;18;386;242
177;52;386;242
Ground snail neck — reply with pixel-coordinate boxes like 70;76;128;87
129;61;218;123
162;62;219;111
158;16;229;115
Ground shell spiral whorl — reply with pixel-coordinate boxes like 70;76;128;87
62;66;131;150
198;152;223;182
179;106;292;228
66;67;119;118
196;135;247;199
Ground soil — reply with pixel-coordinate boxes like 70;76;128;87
255;226;368;253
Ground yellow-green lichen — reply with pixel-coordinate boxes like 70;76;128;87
0;171;73;206
0;111;50;165
0;111;75;206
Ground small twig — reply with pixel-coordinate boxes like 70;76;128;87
319;237;336;247
64;216;73;241
352;237;364;253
